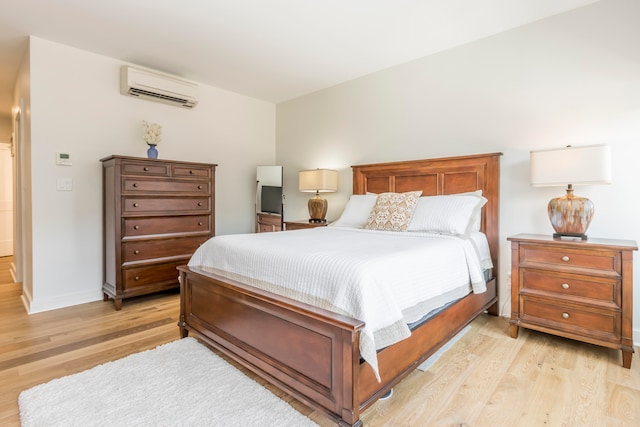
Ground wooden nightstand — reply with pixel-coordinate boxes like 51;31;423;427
284;220;329;231
508;234;637;368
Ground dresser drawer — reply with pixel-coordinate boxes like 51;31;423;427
123;235;209;262
121;161;170;177
123;197;210;214
521;244;620;274
172;164;212;179
123;215;210;237
521;270;620;306
521;298;620;342
123;260;186;290
123;178;210;194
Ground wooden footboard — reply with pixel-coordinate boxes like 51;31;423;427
178;266;366;426
179;266;497;426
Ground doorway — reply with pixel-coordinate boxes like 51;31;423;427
0;140;12;257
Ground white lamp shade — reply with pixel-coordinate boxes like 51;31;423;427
299;169;338;193
530;144;612;187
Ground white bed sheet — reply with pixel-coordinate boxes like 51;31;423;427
188;227;491;380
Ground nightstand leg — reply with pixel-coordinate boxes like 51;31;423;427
622;350;633;369
509;323;519;338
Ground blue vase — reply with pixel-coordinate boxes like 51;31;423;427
147;144;158;159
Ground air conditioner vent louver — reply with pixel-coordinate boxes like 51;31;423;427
120;66;198;109
128;87;194;108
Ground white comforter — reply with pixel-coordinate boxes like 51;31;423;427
188;227;491;380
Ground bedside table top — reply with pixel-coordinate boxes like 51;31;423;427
284;220;329;230
507;233;638;251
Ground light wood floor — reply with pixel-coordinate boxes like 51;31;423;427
1;255;639;426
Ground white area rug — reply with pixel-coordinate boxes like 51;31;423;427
417;325;470;372
19;338;319;427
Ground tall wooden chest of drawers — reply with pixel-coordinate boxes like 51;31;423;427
101;155;216;310
508;234;637;368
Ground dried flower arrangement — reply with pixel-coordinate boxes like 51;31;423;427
142;120;162;146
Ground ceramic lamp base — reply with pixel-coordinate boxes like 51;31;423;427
308;195;328;222
548;186;593;240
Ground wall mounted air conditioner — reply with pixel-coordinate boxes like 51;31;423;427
120;66;198;109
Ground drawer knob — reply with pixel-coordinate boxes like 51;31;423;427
198;185;203;189
561;255;570;262
561;283;570;289
134;250;140;255
189;170;194;174
143;167;149;171
134;276;140;281
197;202;203;207
198;222;203;226
133;183;138;187
562;312;570;319
134;225;140;230
133;203;139;207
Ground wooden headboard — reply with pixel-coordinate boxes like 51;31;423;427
351;152;502;281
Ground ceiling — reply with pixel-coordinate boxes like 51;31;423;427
0;0;598;118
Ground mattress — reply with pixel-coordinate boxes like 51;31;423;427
188;227;492;380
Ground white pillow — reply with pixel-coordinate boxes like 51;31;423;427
330;194;378;228
459;190;483;232
407;192;487;236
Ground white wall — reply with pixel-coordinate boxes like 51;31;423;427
276;0;640;339
23;37;275;312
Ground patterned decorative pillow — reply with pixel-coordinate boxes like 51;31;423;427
364;191;422;231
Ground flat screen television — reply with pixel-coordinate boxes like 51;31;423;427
261;185;282;215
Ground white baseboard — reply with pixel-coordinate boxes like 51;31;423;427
25;289;103;314
20;285;33;313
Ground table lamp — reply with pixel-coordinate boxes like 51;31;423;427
530;144;611;240
298;169;338;223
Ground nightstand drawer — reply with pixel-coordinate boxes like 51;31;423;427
521;245;620;274
521;270;620;305
521;298;619;342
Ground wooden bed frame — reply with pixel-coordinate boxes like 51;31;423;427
178;152;502;426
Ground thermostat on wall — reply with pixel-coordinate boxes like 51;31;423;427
56;152;72;166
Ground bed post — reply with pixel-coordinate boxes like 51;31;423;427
178;270;189;338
